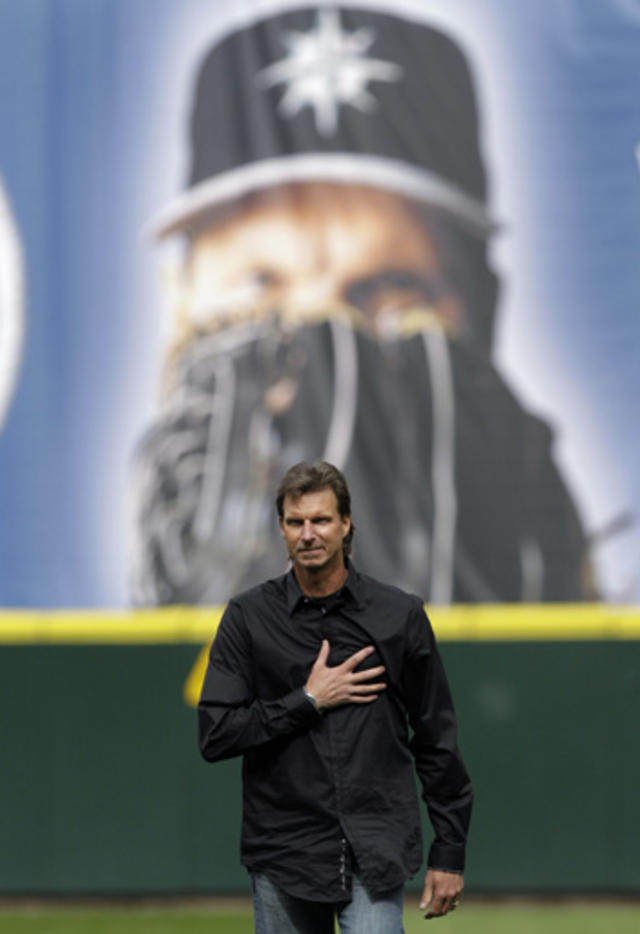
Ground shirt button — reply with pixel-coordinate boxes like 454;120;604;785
321;607;327;614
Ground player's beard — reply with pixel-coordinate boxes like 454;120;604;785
131;313;592;606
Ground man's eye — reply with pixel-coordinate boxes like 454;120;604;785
231;270;279;300
252;269;279;290
347;271;447;316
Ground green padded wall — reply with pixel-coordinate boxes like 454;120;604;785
1;641;638;894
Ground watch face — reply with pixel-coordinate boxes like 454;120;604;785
0;175;24;430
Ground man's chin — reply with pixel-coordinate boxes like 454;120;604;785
295;551;326;569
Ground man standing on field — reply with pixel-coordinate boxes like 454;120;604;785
198;461;472;932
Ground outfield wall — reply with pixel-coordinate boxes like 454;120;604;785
2;606;639;895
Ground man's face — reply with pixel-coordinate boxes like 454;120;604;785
169;183;464;354
279;487;351;577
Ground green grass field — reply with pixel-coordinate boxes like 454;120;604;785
0;899;638;934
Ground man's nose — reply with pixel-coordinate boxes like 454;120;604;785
285;275;341;314
301;520;316;540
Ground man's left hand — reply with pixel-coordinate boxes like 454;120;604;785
419;868;463;919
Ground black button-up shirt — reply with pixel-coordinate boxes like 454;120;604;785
198;563;472;902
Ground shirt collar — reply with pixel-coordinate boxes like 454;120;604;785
285;559;363;614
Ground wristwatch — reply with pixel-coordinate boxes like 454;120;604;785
303;686;321;712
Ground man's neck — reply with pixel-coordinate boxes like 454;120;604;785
294;561;348;598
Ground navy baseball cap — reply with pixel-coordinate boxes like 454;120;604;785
151;5;494;239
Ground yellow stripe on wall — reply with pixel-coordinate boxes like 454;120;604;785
0;604;639;643
0;607;224;644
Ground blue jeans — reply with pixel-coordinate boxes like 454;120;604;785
250;871;405;934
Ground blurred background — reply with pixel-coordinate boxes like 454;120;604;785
0;0;639;908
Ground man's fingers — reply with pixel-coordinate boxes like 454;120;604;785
341;645;376;670
419;879;433;911
350;664;385;682
425;894;445;918
421;869;464;918
307;642;387;709
313;639;330;667
350;681;387;695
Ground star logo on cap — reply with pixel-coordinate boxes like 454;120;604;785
256;8;403;137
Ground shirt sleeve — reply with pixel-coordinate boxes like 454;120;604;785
402;602;473;872
198;600;320;762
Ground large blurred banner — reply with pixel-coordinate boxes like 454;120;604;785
0;0;638;608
